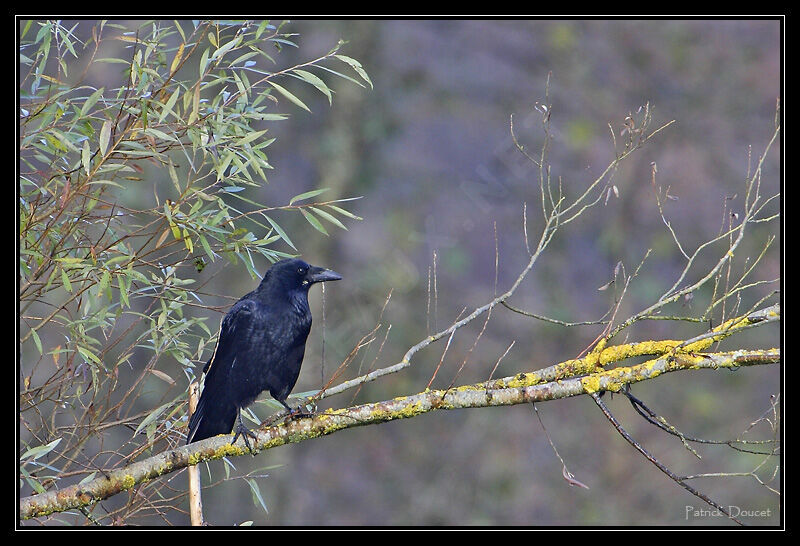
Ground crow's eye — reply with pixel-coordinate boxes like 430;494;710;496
298;267;306;275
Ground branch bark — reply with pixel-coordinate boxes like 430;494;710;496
20;340;779;520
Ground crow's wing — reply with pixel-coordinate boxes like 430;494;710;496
187;292;313;444
187;298;258;443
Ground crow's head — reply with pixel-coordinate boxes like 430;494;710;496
260;258;342;295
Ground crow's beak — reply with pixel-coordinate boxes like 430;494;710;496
306;266;342;284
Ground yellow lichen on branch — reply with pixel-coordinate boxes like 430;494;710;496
20;341;779;520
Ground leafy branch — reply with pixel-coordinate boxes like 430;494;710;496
19;19;370;517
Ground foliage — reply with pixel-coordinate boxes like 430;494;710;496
19;19;369;520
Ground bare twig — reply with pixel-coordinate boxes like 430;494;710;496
591;392;744;526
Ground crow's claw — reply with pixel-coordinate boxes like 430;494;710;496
231;410;259;454
283;405;313;424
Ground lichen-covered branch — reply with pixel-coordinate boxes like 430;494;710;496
20;302;779;520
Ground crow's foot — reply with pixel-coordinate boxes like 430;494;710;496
231;411;259;454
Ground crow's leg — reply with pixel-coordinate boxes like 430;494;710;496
279;399;314;424
261;399;315;427
231;408;259;454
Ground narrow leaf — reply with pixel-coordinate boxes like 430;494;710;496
327;204;363;220
77;345;102;365
309;206;347;230
118;274;129;308
334;54;372;88
158;88;181;123
21;438;62;462
168;160;180;193
289;188;328;205
149;369;175;385
80;87;105;117
30;328;43;355
199;234;216;262
265;216;296;250
170;42;185;74
61;268;73;293
199;47;210;77
235;129;268;147
81;140;91;175
247;478;270;515
98;269;111;296
99;119;111;156
300;209;328;235
292;69;332;104
269;81;310;112
134;402;171;435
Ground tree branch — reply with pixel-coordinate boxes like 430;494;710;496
21;333;779;520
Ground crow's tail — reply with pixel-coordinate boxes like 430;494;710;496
186;384;237;444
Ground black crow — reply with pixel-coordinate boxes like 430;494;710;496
186;258;341;451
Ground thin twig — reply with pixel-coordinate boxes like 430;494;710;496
591;392;744;526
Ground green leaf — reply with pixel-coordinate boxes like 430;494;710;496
79;471;98;485
77;345;102;366
315;65;365;89
292;69;332;105
81;139;91;175
54;257;84;265
235;129;268;147
198;234;216;262
265;216;296;251
142;127;178;143
168;159;180;193
289;188;328;205
245;112;288;121
239;249;261;279
30;328;43;355
80;87;105;117
211;36;241;62
173;20;186;42
95;57;131;64
21;19;33;40
87;179;125;188
300;208;328;236
61;267;73;293
229;51;259;67
118;273;129;308
134;402;171;436
98;269;111;297
255;20;270;39
269;81;310;112
99;119;111;156
20;438;62;463
217;151;235;181
334;54;373;89
183;227;194;253
58;26;78;58
246;478;270;515
199;47;210;77
158;88;181;123
309;206;347;230
326;204;363;220
232;70;249;102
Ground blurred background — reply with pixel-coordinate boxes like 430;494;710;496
23;19;782;526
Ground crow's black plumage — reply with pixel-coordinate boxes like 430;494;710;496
186;258;341;449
